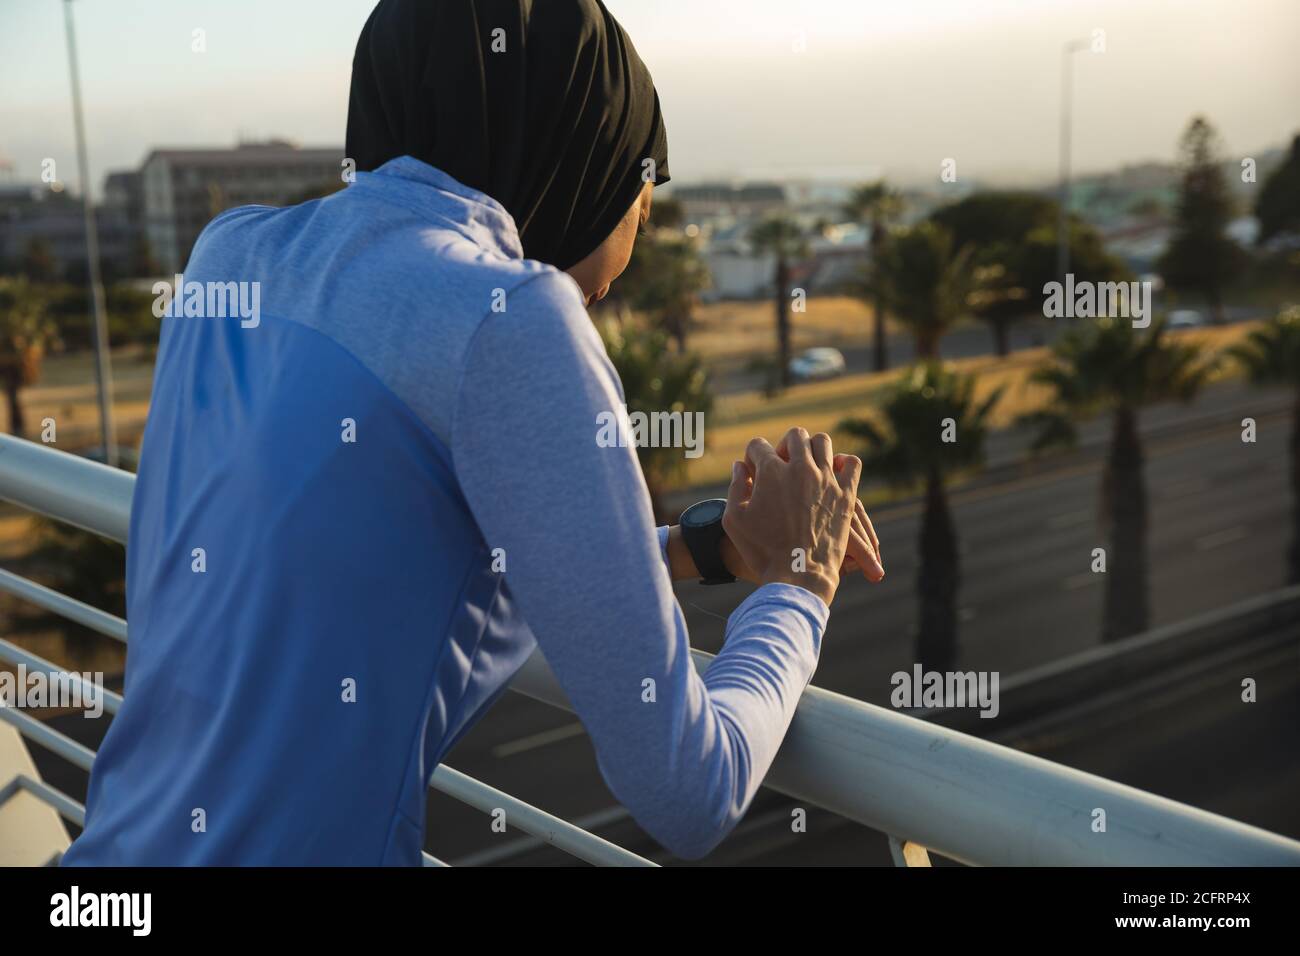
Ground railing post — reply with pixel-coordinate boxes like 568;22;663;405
888;836;932;867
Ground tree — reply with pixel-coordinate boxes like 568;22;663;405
1158;117;1243;323
1230;306;1300;581
845;181;904;371
872;222;971;360
619;234;709;350
21;237;58;283
598;320;713;522
932;192;1127;355
749;216;809;389
1256;133;1300;243
840;363;1001;671
1020;318;1213;641
129;235;160;278
965;241;1032;357
648;196;685;230
0;277;61;437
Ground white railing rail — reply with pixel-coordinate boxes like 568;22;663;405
1;434;1299;866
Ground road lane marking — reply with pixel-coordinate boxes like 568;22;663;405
1194;526;1248;552
491;721;587;758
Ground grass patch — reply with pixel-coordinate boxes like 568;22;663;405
683;320;1263;488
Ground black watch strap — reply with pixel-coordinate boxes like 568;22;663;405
680;499;736;586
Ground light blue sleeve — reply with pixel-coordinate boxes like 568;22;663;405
450;270;829;859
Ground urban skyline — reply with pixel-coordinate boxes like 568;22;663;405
1;0;1297;197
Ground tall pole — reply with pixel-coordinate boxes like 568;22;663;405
1057;39;1087;287
63;0;118;467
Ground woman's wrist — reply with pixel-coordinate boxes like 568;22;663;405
666;525;757;584
755;565;837;607
719;536;758;584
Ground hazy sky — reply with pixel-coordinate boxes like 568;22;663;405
1;0;1296;197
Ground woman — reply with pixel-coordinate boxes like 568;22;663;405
64;0;881;866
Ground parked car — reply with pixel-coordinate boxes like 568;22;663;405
1168;309;1206;329
789;347;846;382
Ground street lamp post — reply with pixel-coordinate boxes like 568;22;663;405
1057;38;1090;286
62;0;118;468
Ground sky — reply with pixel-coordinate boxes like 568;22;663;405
0;0;1296;197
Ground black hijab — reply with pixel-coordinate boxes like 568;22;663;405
346;0;670;271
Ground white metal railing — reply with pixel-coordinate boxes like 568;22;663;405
1;434;1299;866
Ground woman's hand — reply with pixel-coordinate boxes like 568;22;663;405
722;427;870;608
668;427;884;592
728;436;884;585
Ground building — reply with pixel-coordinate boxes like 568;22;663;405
669;182;786;227
0;182;136;282
140;140;343;273
103;171;144;231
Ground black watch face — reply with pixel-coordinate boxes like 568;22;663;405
683;499;725;528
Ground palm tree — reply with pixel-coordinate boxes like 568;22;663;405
749;216;809;389
0;277;60;438
1158;116;1244;324
1255;133;1300;243
1020;318;1213;642
932;191;1129;356
598;320;713;522
1230;306;1300;581
872;222;972;361
845;181;904;371
21;237;58;283
840;363;1002;671
619;234;709;350
965;243;1031;357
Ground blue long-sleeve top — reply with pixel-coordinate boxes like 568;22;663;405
62;156;828;866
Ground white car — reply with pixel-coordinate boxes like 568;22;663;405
789;347;847;382
1168;309;1205;329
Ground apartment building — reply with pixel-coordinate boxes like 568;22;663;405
140;140;343;273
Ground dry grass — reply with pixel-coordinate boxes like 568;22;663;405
683;320;1263;488
687;295;902;363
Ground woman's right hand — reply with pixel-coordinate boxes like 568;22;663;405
722;427;866;608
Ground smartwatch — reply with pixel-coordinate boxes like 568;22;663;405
679;498;736;585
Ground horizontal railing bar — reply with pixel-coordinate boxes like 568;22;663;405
0;705;96;773
16;774;87;828
421;851;450;867
0;637;123;716
429;764;657;867
450;803;634;867
508;647;1300;866
0;437;133;544
0;568;128;644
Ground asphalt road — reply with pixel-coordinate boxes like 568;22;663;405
419;379;1299;865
